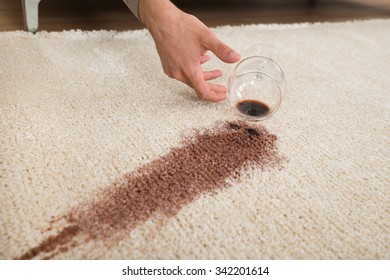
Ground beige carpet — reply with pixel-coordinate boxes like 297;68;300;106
1;19;389;260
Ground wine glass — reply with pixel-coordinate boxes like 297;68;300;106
228;46;286;121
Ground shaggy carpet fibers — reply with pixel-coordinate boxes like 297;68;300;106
0;19;389;259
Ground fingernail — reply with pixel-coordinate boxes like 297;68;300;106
229;51;240;60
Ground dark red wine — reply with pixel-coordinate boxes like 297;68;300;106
236;100;270;117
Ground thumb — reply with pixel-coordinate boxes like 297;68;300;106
205;35;240;63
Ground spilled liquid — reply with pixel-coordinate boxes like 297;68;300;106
18;121;283;259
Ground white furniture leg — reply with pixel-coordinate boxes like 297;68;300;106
22;0;42;33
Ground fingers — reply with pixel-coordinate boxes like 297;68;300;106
163;50;228;102
189;67;227;102
203;69;223;81
195;84;226;102
188;67;208;94
206;84;227;102
209;83;227;94
203;33;240;63
200;54;211;64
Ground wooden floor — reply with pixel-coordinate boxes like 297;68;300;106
1;0;389;31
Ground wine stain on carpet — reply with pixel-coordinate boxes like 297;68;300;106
18;121;284;259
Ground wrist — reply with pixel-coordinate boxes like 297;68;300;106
139;0;180;30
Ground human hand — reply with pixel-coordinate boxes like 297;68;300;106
139;0;241;102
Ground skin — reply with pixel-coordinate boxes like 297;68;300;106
138;0;241;102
